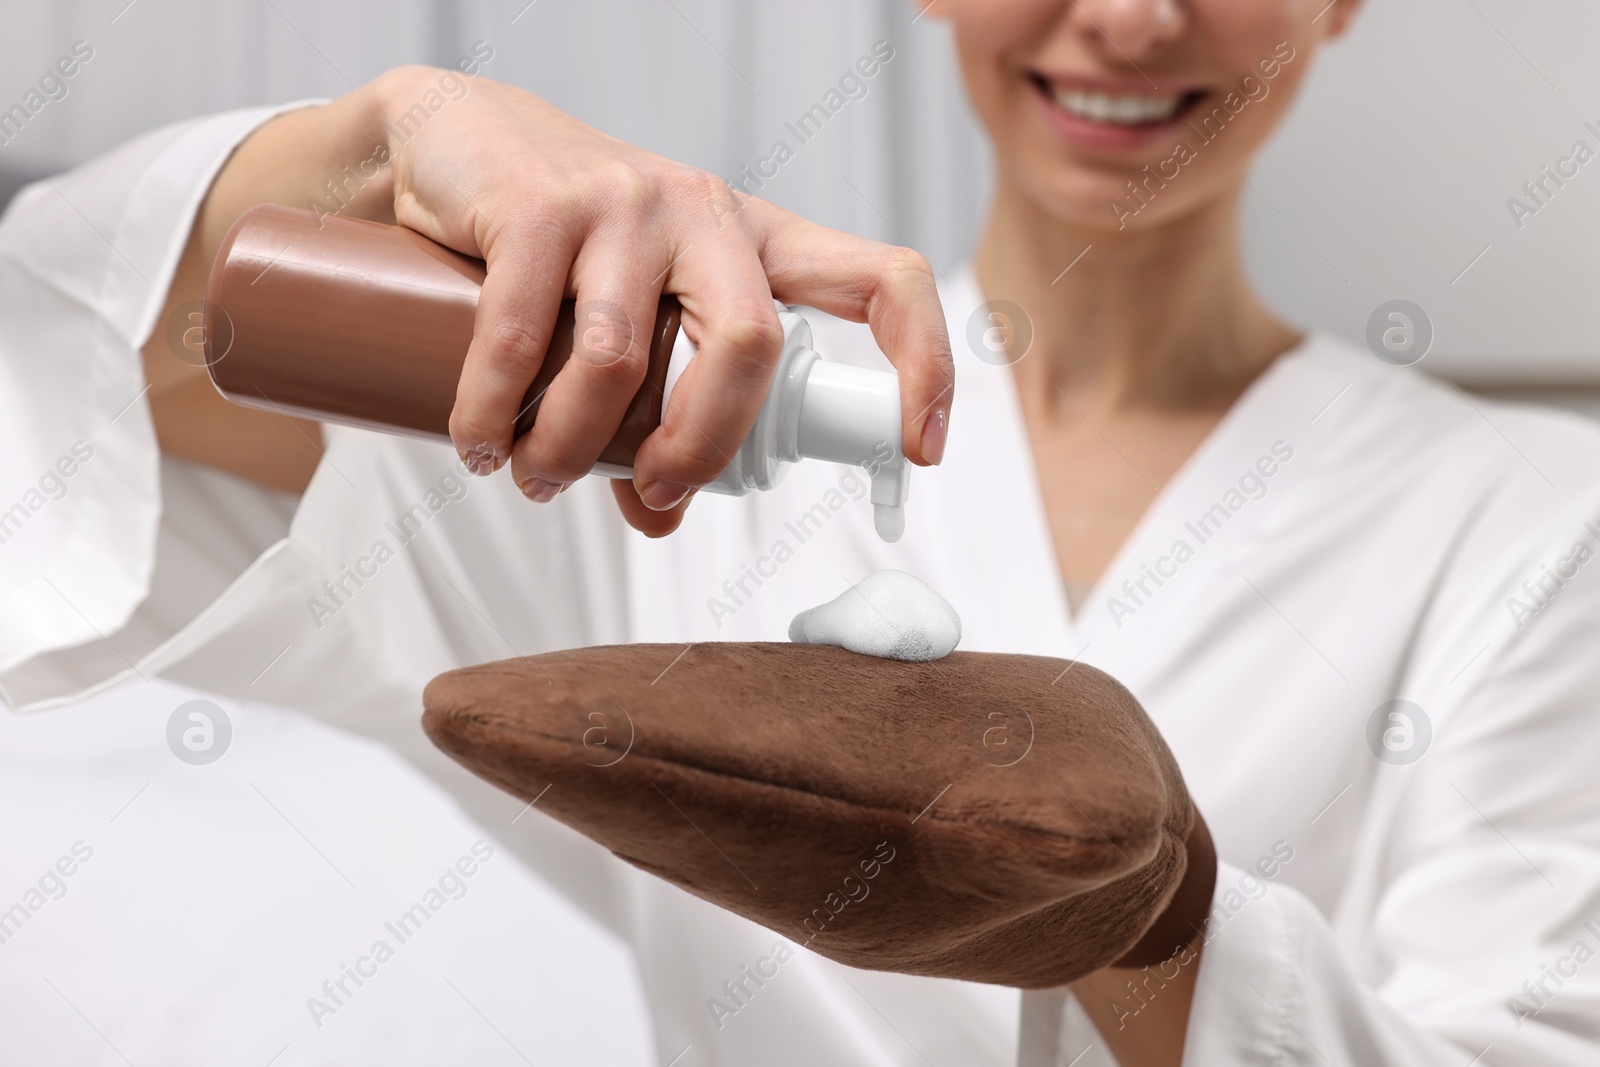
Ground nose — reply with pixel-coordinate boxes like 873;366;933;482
1065;0;1188;62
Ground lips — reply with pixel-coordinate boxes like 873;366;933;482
1028;73;1208;151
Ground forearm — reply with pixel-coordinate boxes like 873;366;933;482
1069;943;1202;1066
140;70;410;492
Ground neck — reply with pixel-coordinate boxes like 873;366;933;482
974;180;1299;413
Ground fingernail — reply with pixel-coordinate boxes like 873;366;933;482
462;445;501;477
520;477;565;504
919;408;948;465
639;479;690;511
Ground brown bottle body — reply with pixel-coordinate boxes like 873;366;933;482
203;205;682;468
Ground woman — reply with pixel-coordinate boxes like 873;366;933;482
3;0;1598;1064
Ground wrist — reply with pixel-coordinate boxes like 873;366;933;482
1066;809;1215;1067
307;74;401;224
203;78;399;241
366;64;439;137
1070;941;1203;1067
366;63;492;219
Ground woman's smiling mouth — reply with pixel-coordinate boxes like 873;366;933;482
1029;73;1207;150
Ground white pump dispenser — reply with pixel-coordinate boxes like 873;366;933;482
644;303;910;543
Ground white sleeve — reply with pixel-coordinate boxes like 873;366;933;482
1020;862;1477;1067
0;101;317;703
1178;867;1490;1065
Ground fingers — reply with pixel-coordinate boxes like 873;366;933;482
507;237;663;499
629;238;785;511
438;122;948;548
611;479;695;537
449;209;579;476
748;201;953;467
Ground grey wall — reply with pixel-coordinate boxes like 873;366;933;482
1246;0;1600;385
2;0;1595;385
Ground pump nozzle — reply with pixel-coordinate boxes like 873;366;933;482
794;359;908;544
662;305;910;542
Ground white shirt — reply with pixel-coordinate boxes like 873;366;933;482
4;106;1600;1067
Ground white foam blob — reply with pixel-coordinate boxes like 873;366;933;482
788;569;961;662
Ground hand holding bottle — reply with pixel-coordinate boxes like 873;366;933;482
147;65;952;536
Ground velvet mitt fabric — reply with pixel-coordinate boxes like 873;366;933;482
423;643;1215;988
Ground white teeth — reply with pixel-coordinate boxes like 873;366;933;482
1052;88;1182;126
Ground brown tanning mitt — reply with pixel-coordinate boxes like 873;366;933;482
422;643;1215;988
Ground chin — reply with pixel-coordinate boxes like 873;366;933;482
1001;151;1169;235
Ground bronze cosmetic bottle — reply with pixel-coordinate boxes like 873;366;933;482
202;204;680;467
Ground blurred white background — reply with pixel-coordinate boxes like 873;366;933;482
1;0;1597;1063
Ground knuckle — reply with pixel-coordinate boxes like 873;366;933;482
509;190;584;239
712;306;785;373
580;161;658;225
647;424;734;486
882;246;936;290
653;445;727;487
670;165;725;200
571;299;648;376
483;314;549;377
377;64;440;99
512;438;583;484
668;166;740;219
583;341;650;386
